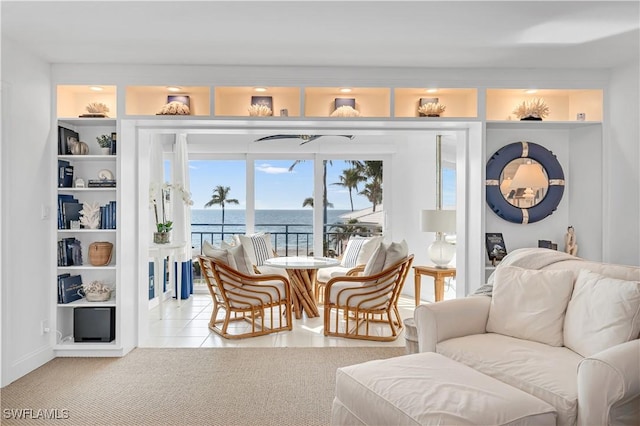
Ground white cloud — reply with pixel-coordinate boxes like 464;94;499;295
256;163;292;174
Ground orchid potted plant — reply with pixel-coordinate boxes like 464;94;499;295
150;182;193;244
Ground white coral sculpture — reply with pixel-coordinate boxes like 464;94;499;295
248;104;273;117
79;201;101;229
330;105;361;117
86;102;110;114
82;280;112;294
512;98;550;120
417;102;446;117
157;101;190;115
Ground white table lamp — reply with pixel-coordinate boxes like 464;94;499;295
421;209;456;268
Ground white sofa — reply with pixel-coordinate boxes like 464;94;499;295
414;248;640;426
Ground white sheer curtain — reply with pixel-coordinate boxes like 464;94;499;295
172;133;192;262
149;135;164;240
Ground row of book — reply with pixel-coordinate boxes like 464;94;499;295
57;195;117;229
58;160;74;188
57;273;83;304
88;179;116;188
58;237;83;266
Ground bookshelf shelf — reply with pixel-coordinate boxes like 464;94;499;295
54;98;119;353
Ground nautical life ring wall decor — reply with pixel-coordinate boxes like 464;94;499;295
486;141;565;224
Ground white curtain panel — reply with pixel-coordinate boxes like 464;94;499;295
149;134;164;241
172;133;192;262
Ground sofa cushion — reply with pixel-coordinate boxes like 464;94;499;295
438;333;582;426
316;265;353;283
564;269;640;357
254;265;289;279
486;266;574;346
334;351;557;426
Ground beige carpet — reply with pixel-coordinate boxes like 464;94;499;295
1;346;406;425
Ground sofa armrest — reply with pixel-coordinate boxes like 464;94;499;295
577;339;640;426
413;296;491;353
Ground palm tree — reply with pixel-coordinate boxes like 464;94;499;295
332;168;366;211
360;180;383;212
302;197;333;208
353;161;383;211
204;185;239;238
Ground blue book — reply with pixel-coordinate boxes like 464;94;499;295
58;160;70;187
57;194;77;229
62;202;83;229
58;274;83;304
57;273;71;304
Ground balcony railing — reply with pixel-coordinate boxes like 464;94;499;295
191;222;382;258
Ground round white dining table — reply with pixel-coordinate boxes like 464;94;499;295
263;256;339;319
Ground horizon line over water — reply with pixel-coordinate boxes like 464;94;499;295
189;208;376;255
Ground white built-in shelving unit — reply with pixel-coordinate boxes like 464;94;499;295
53;82;605;351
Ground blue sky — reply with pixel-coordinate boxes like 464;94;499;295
186;160;376;211
174;160;456;210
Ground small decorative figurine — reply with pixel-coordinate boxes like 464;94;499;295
564;226;578;256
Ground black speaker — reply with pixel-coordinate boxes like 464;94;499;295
74;307;115;342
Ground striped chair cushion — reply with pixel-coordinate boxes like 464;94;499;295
238;233;274;267
341;237;369;268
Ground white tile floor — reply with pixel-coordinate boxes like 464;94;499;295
141;290;418;348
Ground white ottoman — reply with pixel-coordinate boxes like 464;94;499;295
332;352;557;425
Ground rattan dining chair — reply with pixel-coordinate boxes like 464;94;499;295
323;255;414;341
198;255;292;339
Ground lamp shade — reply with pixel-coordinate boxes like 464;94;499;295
421;209;456;233
510;162;547;190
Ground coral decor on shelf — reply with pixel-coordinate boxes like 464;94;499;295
417;102;446;117
512;98;549;120
248;104;273;116
330;105;360;117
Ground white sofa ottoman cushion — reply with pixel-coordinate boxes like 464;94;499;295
333;352;556;426
437;333;582;426
564;269;640;357
486;266;574;346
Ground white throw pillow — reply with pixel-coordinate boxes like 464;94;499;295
363;242;387;276
340;236;382;268
201;241;250;276
238;233;274;267
202;241;231;265
382;240;408;271
340;237;369;268
357;236;383;266
486;266;574;347
564;269;640;357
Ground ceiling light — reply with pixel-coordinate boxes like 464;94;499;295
426;88;438;93
167;86;182;92
339;88;352;93
89;86;104;92
525;89;538;94
254;87;268;92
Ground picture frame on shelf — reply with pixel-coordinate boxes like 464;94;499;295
485;232;507;266
250;96;273;110
58;126;79;155
334;98;356;110
167;95;190;107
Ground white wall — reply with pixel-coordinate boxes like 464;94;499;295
2;60;637;385
1;37;54;386
606;60;640;266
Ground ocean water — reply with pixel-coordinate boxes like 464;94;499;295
190;209;353;254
